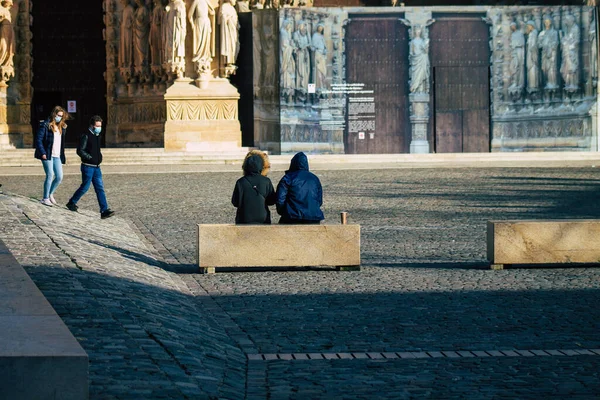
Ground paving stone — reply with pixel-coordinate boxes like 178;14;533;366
2;166;600;399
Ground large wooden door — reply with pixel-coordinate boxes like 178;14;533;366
32;2;106;146
345;18;410;154
430;16;490;153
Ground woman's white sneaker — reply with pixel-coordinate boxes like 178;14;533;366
41;198;53;206
49;194;58;205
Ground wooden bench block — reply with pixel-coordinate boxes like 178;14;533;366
197;224;360;271
487;220;600;268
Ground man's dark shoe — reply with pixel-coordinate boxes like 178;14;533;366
66;202;78;212
101;209;115;219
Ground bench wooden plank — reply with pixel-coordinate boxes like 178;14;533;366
487;220;600;268
197;224;360;270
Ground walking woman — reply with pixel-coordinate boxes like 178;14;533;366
35;106;67;206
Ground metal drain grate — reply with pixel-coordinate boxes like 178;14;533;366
247;349;600;361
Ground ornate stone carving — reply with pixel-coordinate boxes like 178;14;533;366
561;13;580;92
163;0;186;79
280;18;295;103
508;22;525;97
590;12;598;88
401;10;434;153
149;0;165;80
538;15;559;91
311;23;327;96
219;0;239;77
236;0;250;13
119;0;135;82
188;0;215;75
133;0;150;83
0;0;15;84
167;100;238;121
401;17;434;95
526;20;540;93
293;20;310;102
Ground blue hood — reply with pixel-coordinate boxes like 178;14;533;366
287;152;309;173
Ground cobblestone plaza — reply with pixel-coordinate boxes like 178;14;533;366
1;163;600;398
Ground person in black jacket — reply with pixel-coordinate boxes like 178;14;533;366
232;153;276;224
276;152;324;224
34;106;67;206
66;115;115;219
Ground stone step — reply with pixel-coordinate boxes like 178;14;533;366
1;149;600;167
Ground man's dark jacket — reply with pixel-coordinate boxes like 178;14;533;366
77;128;103;166
276;152;324;223
34;119;66;164
232;155;276;224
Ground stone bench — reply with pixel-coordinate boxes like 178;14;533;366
487;220;600;270
197;224;361;273
0;240;89;399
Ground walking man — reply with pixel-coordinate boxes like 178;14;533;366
66;115;115;219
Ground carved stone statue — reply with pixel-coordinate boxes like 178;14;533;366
561;14;580;92
401;17;434;94
188;0;215;75
509;22;525;94
163;0;187;79
133;0;150;81
0;0;15;83
293;20;311;99
236;0;250;13
538;17;559;90
259;15;275;90
149;0;165;76
408;25;430;93
280;18;295;102
590;16;597;88
119;0;135;72
311;23;327;94
525;21;539;93
219;0;239;77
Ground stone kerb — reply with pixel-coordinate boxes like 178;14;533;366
197;224;361;273
0;240;88;400
487;219;600;269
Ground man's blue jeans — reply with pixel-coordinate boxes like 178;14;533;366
69;164;108;213
41;157;63;199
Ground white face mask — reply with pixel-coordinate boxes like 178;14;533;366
55;116;63;123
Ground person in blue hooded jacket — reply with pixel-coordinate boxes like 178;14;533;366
276;152;324;224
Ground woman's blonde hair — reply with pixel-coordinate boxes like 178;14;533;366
49;105;68;133
243;150;270;176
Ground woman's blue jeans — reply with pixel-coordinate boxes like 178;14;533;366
41;157;63;199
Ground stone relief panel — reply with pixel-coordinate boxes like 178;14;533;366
277;8;346;153
167;99;237;120
1;0;32;148
252;10;280;153
486;6;597;152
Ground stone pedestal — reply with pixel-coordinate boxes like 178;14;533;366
0;89;29;150
0;84;10;149
592;102;598;152
164;79;242;152
409;93;430;154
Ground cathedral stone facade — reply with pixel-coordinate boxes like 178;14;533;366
0;1;598;154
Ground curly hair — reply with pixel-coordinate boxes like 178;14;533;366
242;150;271;176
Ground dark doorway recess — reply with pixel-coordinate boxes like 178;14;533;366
32;1;106;147
230;12;254;147
345;16;410;154
430;14;490;153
